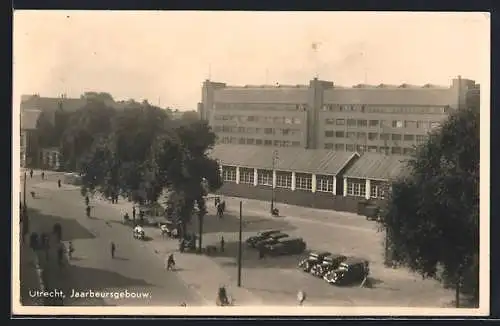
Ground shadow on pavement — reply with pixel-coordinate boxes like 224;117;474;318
206;240;308;269
27;208;95;241
191;212;296;235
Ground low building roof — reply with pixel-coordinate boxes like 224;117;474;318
343;153;412;181
210;144;359;176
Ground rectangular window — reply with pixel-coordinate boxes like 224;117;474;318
347;119;357;127
368;132;378;140
430;121;441;129
368;146;378;153
392;120;404;128
379;147;389;155
335;131;345;138
347;180;366;197
282;128;290;135
238;127;245;133
380;133;390;141
391;147;402;154
416;135;426;144
257;170;273;186
316;175;334;192
369;120;379;127
239;168;255;185
325;118;335;125
357;132;366;140
276;172;292;189
295;173;312;191
274;140;281;147
335;143;345;151
246;138;255;145
264;128;274;135
256;139;263;145
282;141;291;147
238;137;246;144
324;143;334;149
293;118;301;124
346;144;355;152
357;120;367;127
246;127;256;133
357;145;366;153
273;117;284;124
370;182;386;199
417;121;428;129
392;134;402;141
381;120;391;128
403;134;415;141
222;167;237;182
264;140;272;146
325;130;334;138
404;121;417;129
336;119;346;126
291;141;301;147
347;132;356;139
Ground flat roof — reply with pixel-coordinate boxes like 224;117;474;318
343;153;412;181
210;144;359;176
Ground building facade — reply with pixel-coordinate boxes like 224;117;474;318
210;144;408;213
199;76;479;155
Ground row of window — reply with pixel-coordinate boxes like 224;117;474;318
323;143;416;155
214;115;303;125
215;126;302;136
214;103;307;111
324;118;441;130
219;137;302;147
222;167;335;193
346;180;386;199
324;131;427;142
322;104;448;114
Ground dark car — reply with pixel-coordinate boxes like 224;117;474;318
253;233;289;248
310;254;347;277
323;257;370;286
263;237;306;256
298;251;332;272
245;230;282;248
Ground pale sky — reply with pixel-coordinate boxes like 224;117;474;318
13;11;490;111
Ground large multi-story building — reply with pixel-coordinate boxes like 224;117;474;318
199;76;479;155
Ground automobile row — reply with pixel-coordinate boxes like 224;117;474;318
246;230;370;286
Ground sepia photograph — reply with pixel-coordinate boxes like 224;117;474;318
12;11;490;316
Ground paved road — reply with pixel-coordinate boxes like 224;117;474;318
24;172;454;307
23;175;202;306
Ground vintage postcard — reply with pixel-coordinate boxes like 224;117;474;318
12;10;490;316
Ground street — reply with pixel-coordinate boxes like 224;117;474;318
20;171;454;307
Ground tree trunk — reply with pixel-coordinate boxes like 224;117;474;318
455;280;460;308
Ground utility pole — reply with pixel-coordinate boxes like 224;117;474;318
270;150;279;212
237;201;243;287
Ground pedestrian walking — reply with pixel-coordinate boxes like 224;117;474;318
297;290;306;306
111;242;116;259
41;171;45;180
68;241;75;259
258;247;265;259
220;236;225;253
132;206;136;220
57;179;61;188
29;169;33;179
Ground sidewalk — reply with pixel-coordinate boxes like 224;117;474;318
94;197;264;305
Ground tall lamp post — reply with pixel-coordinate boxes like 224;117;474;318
270;150;279;213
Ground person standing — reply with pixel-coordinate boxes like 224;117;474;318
41;171;45;180
111;242;116;259
220;236;225;253
57;179;61;188
29;169;33;179
132;206;136;220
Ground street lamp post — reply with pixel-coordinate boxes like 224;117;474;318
270;150;279;213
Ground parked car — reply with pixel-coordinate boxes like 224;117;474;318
264;237;306;256
245;230;282;248
254;233;289;249
323;257;370;286
310;254;347;277
298;251;332;272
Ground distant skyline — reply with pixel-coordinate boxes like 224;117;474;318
13;11;489;111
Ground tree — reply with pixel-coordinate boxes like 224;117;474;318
180;110;200;121
60;101;116;171
380;107;479;307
